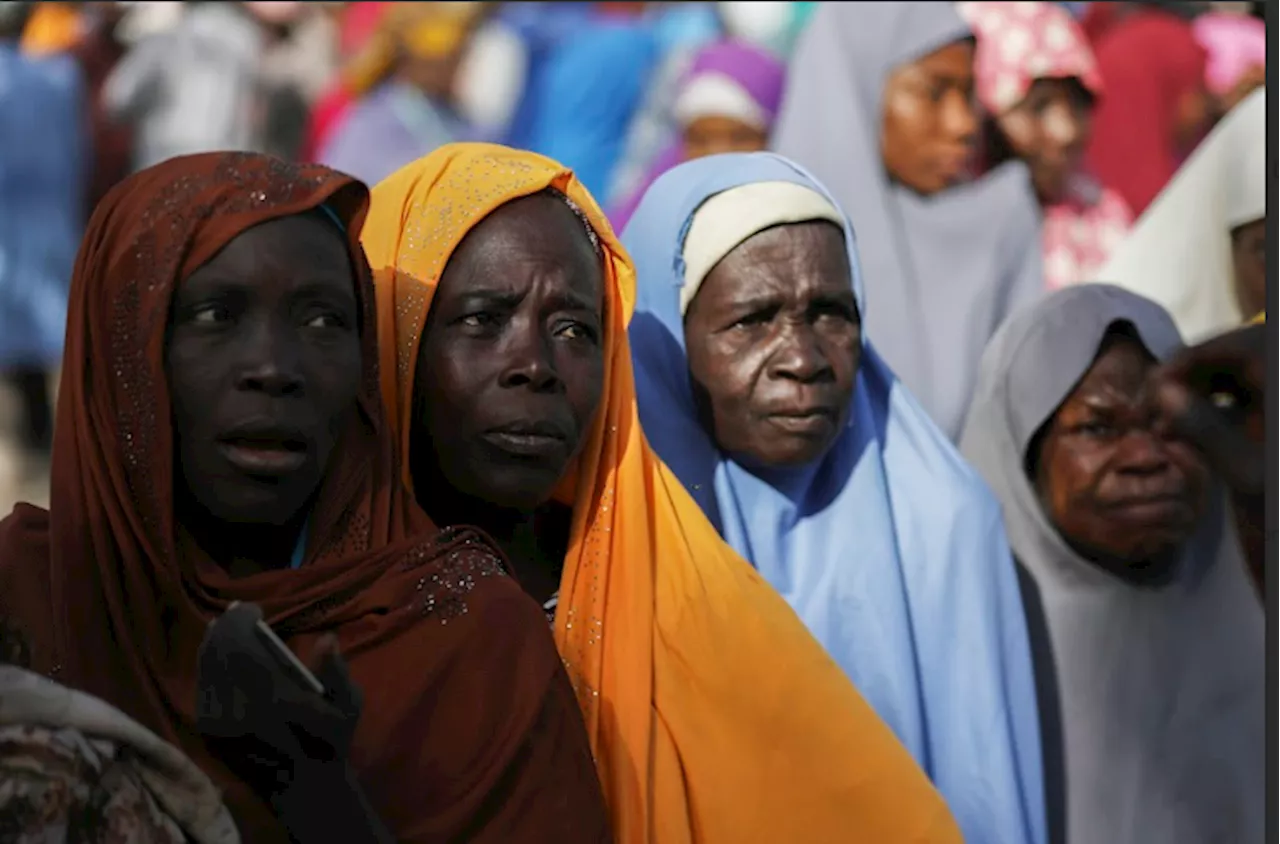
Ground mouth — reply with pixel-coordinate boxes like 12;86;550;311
1107;494;1190;522
217;426;310;477
766;407;838;436
482;421;570;460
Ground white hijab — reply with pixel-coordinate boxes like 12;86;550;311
1098;88;1267;341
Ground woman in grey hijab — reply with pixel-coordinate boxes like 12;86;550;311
959;284;1263;844
773;2;1043;440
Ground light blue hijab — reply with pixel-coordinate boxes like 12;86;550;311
623;152;1046;844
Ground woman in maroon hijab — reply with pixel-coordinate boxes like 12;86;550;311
0;151;610;844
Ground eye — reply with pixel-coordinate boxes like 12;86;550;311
304;312;346;329
812;301;857;324
729;310;774;330
1073;420;1118;439
555;321;598;343
191;304;229;325
460;312;496;329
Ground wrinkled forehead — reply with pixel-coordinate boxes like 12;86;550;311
997;286;1183;453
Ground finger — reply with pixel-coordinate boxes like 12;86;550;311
1161;389;1265;495
309;635;363;719
1159;325;1266;388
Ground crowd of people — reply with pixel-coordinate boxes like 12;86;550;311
0;1;1268;843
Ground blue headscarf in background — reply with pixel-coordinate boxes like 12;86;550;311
623;152;1047;844
517;8;660;199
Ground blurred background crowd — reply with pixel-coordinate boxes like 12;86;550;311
0;0;1268;513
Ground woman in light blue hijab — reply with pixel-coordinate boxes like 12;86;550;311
623;151;1046;844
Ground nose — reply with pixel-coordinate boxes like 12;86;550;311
1114;429;1173;476
1043;102;1084;151
497;324;563;393
768;324;833;384
236;316;304;397
944;89;979;148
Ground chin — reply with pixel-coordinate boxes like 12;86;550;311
474;474;563;514
199;484;311;528
1117;534;1190;569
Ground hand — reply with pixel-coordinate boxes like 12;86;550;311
196;603;362;797
1148;323;1265;497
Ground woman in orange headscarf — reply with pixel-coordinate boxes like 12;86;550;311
362;142;961;843
0;150;611;844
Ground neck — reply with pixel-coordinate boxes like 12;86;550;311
416;480;567;603
1077;543;1179;587
178;496;308;578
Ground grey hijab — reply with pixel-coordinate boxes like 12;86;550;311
772;1;1044;440
959;284;1263;844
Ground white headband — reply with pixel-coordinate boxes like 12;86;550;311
680;181;846;315
672;73;770;132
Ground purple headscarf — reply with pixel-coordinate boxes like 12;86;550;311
608;38;785;229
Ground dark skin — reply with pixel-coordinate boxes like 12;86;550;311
1149;322;1266;597
1031;332;1210;582
988;77;1094;205
410;193;605;604
683;221;860;469
166;213;362;579
881;39;978;196
682;115;769;162
1230;217;1267;320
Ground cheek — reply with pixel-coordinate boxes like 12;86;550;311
560;349;605;429
318;338;364;414
997;113;1039;157
1040;448;1103;527
164;344;227;426
689;336;759;407
1168;444;1211;500
824;329;862;380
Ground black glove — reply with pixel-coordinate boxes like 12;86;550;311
196;603;392;844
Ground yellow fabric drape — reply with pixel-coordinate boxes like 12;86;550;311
361;143;960;844
342;2;482;98
20;2;82;56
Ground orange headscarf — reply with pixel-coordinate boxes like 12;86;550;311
0;151;611;844
362;143;961;844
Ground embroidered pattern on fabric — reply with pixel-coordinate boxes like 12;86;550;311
0;725;190;844
398;528;506;624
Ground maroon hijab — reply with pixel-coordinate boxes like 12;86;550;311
0;152;609;843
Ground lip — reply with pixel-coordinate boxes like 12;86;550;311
482;420;570;460
1107;495;1189;521
217;422;310;478
766;408;837;436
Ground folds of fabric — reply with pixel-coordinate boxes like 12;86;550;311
0;151;610;844
1084;8;1207;217
0;665;240;844
623;151;1046;844
959;1;1133;290
1098;88;1266;341
361;141;963;844
958;284;1264;844
771;1;1044;440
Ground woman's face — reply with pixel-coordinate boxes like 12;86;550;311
683;115;770;161
683;221;861;467
166;214;363;528
411;193;605;512
995;77;1093;203
1032;332;1210;569
1231;217;1267;318
881;39;979;195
